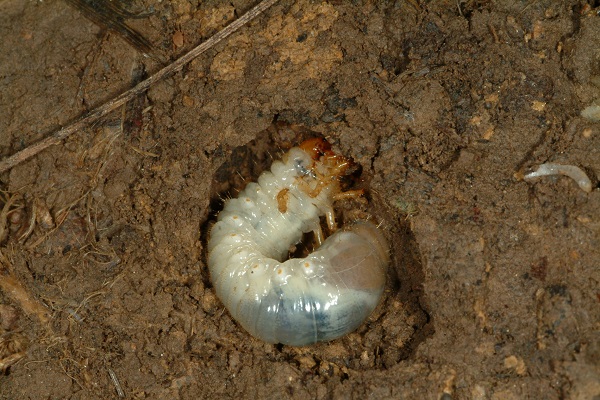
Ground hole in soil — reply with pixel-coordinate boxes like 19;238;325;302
201;121;431;368
368;183;433;362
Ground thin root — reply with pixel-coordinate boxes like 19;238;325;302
0;351;25;373
0;193;21;244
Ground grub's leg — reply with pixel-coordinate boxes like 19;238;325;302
313;225;325;247
332;189;365;202
325;207;337;232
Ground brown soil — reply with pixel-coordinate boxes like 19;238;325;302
1;0;599;399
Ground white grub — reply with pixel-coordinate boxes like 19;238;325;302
523;163;593;193
208;138;389;346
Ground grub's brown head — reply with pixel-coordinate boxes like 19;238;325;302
299;137;333;160
298;138;360;180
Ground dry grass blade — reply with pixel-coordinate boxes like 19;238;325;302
0;0;280;174
64;0;155;56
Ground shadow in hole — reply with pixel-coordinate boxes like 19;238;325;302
393;215;433;360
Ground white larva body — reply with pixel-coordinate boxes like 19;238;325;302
207;139;389;346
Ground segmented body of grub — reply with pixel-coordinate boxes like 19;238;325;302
207;138;389;346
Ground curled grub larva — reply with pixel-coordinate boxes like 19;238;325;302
522;163;593;193
207;138;390;346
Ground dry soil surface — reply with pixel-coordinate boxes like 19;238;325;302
0;0;599;399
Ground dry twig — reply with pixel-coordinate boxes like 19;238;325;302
0;252;51;325
0;0;279;174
